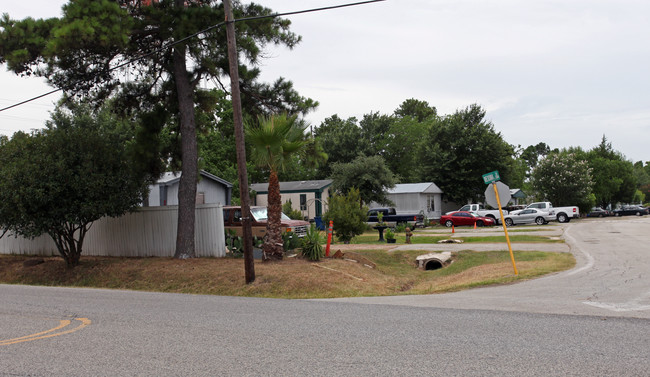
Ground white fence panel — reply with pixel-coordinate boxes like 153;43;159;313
0;204;225;258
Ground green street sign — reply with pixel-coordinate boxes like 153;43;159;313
482;170;500;184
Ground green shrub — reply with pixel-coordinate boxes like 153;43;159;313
322;188;368;244
301;224;324;261
282;231;300;252
385;228;395;240
225;229;262;257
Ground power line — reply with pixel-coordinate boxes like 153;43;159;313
0;0;386;114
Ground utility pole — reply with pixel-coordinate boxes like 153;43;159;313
224;0;255;283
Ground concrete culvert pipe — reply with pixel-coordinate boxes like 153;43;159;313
416;252;453;270
425;260;443;270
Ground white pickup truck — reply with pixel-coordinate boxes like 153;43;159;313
447;204;508;224
511;202;579;223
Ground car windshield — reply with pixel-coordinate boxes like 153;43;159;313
250;207;291;221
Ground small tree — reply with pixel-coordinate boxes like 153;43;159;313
330;155;396;208
322;188;368;244
246;113;307;260
0;105;153;266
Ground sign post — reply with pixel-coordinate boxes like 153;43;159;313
482;171;518;275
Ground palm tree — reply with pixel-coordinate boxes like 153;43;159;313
246;113;309;260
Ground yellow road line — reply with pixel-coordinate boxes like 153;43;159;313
0;318;91;346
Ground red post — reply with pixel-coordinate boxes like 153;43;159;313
325;220;333;257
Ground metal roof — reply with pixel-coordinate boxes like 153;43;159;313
388;182;443;194
156;170;233;187
509;188;526;198
250;179;332;193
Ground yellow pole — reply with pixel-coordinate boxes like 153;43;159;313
494;183;518;275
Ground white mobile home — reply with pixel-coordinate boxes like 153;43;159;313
251;180;332;220
145;170;233;207
371;182;453;220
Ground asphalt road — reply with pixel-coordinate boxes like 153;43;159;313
1;217;649;376
326;217;650;319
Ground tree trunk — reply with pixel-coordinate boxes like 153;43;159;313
49;225;88;267
263;169;284;260
172;38;198;259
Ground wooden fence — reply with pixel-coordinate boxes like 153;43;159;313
0;204;226;258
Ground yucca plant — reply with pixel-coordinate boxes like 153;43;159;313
301;224;324;261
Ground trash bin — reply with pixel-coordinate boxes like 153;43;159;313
314;216;325;230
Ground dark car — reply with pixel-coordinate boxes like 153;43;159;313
587;207;611;218
612;205;649;217
439;211;495;227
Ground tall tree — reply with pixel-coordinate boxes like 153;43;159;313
312;115;362;179
0;104;153;266
383;116;430;182
532;151;594;209
393;98;437;122
358;111;392;157
586;136;636;207
0;0;315;259
416;104;515;204
633;161;650;202
245;113;308;260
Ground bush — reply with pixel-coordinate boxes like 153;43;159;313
225;229;263;257
282;231;300;252
301;224;324;261
322;188;369;244
385;228;395;240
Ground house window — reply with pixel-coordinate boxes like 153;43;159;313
300;194;307;211
428;196;435;211
196;192;205;204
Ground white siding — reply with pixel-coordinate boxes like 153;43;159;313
0;204;225;258
257;192;330;220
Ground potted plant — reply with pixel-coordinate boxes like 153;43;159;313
385;228;396;243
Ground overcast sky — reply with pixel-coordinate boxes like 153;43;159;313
1;0;649;162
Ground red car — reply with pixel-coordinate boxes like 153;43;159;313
439;211;496;227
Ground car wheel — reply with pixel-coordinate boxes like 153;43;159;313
598;214;604;218
557;213;568;223
535;217;545;225
445;220;453;227
476;220;484;227
505;218;514;227
636;212;641;216
615;212;620;217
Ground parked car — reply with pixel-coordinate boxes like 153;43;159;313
503;208;554;226
367;207;425;227
439;211;496;227
222;206;309;238
511;202;579;223
587;207;611;218
446;203;507;224
612;205;649;216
